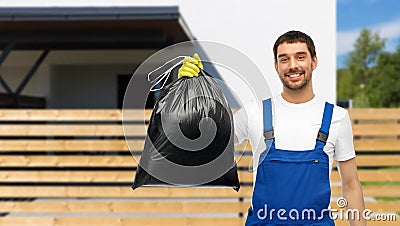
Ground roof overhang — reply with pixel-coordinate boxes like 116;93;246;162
0;7;194;50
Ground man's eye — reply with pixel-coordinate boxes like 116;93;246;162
298;55;305;60
280;58;288;62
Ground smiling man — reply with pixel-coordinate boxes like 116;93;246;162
234;30;367;225
274;34;316;103
177;30;366;225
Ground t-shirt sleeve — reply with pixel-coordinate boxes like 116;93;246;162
334;111;356;161
233;107;249;145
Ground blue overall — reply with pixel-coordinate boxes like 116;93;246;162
245;99;335;225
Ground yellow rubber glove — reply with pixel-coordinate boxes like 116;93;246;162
178;53;204;79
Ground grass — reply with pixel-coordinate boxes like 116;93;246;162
374;197;400;201
360;181;400;186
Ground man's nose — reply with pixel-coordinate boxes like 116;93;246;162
290;58;298;70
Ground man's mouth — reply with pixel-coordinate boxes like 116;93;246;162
286;72;304;78
288;73;301;78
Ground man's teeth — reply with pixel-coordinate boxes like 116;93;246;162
289;73;301;78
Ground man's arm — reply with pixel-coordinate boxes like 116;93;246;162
337;157;367;226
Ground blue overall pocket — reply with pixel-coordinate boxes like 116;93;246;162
250;151;331;224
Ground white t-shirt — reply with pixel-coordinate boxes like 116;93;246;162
234;95;356;177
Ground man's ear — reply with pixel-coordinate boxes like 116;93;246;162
274;61;279;74
312;56;318;70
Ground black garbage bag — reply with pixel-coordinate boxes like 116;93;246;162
132;69;240;191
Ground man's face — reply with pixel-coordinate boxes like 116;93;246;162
274;41;317;91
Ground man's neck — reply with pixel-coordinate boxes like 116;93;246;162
281;88;315;104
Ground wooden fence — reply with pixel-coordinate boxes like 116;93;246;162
0;108;398;225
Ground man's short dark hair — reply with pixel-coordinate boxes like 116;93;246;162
273;30;316;62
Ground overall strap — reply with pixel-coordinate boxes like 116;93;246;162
262;98;274;141
317;102;334;143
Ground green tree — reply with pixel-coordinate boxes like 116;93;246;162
338;29;386;107
367;46;400;107
337;68;355;99
346;29;386;81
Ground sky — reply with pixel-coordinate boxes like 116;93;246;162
337;0;400;68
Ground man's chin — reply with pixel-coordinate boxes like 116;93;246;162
283;81;307;91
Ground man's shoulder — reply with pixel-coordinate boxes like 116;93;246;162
316;97;349;121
